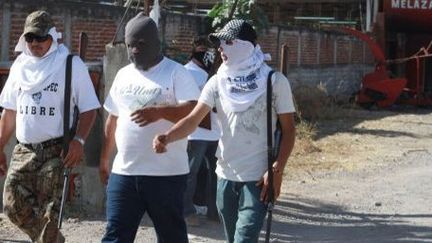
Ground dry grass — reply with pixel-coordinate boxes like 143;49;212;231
289;83;353;171
293;120;320;154
293;82;351;122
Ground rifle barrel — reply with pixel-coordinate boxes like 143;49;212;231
58;168;71;229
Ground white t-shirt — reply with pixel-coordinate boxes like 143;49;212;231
199;72;295;182
0;56;101;143
184;61;220;141
104;57;200;176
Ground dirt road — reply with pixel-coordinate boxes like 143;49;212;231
1;107;431;242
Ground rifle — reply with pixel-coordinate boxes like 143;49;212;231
265;70;281;243
58;54;74;229
58;168;71;229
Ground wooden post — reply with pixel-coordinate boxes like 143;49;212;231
145;0;154;15
280;43;289;76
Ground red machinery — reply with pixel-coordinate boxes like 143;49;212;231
340;27;407;108
341;0;432;108
382;0;432;106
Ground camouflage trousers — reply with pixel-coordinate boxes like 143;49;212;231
2;143;65;243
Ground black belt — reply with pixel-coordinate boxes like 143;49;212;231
19;137;63;150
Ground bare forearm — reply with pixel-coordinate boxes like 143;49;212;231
0;109;16;150
166;116;200;143
159;101;197;123
100;114;117;161
274;113;296;171
75;110;97;140
275;128;295;167
166;102;210;143
100;134;116;162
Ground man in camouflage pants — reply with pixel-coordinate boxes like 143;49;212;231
0;10;100;242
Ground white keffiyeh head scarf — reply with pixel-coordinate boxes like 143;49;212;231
11;27;69;94
217;39;272;113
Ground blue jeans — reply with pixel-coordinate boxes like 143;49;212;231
102;173;188;243
183;140;218;219
216;179;267;243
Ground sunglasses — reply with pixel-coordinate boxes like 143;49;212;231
24;34;50;43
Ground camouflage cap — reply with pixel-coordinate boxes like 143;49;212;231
23;10;54;36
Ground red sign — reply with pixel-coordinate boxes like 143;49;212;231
383;0;432;32
386;0;432;10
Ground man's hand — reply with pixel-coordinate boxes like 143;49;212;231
151;102;211;154
62;140;84;168
131;107;161;127
0;151;8;177
153;134;168;153
99;158;110;185
256;167;283;203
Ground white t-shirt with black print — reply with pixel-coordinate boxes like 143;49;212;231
199;72;296;182
0;57;101;143
104;57;200;176
184;61;221;141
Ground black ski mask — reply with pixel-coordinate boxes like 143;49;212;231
192;50;215;72
125;13;162;70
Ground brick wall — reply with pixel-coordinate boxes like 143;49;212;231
351;41;365;64
320;34;335;64
0;1;374;66
0;5;3;51
8;5;27;59
162;13;203;63
336;37;351;64
258;27;280;67
1;0;124;61
258;27;374;68
279;31;300;65
71;18;118;60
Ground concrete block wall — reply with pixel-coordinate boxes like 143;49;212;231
288;64;373;101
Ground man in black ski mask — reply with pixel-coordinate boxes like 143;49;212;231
100;13;201;243
182;36;219;226
125;13;162;70
189;36;215;72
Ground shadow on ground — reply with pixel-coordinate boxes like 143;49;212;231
310;106;432;140
3;193;432;243
0;240;30;243
262;195;432;243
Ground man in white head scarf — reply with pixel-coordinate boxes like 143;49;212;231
153;19;296;243
0;10;100;243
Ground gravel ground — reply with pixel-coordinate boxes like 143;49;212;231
1;107;432;242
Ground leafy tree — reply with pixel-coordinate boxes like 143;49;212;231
207;0;269;32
